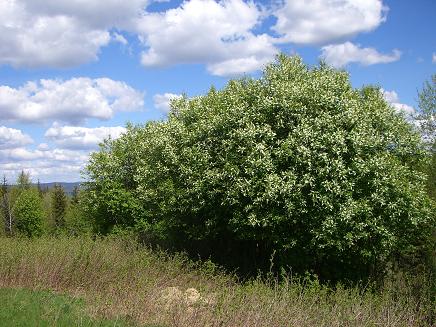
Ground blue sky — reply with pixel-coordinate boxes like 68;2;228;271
0;0;435;182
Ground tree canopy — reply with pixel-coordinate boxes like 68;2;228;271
85;55;434;280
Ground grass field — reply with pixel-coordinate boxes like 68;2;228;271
0;236;434;326
0;288;138;327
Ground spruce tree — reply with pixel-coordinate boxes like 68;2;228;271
17;171;31;190
52;184;67;230
37;179;43;198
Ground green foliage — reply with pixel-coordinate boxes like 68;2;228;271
417;73;436;200
0;288;135;327
17;170;31;189
85;55;434;280
427;152;436;201
37;179;43;198
64;189;93;236
414;74;436;280
0;176;10;236
51;183;67;230
13;188;44;237
71;185;80;204
1;175;25;236
83;127;147;234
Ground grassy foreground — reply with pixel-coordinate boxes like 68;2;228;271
0;236;434;327
0;288;137;326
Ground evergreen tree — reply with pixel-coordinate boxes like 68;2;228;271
52;183;67;230
17;171;31;190
1;175;6;194
37;179;43;198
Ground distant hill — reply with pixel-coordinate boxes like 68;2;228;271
36;182;82;195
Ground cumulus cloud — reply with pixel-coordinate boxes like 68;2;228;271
0;0;151;68
0;123;120;182
20;0;148;29
320;42;401;67
433;53;436;63
136;0;278;76
0;147;89;182
0;78;144;124
273;0;387;45
37;143;50;151
0;0;396;76
0;124;126;181
381;89;415;117
45;125;127;150
0;147;88;167
0;1;110;68
0;126;33;149
0;0;278;74
153;93;183;113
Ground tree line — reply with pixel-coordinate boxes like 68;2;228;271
0;171;91;237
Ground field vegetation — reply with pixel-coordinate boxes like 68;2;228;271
0;236;434;326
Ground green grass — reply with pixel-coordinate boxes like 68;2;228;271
0;288;136;327
0;236;434;326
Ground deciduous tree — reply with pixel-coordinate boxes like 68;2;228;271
85;55;434;280
13;188;44;237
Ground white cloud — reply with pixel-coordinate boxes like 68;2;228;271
272;0;387;45
0;0;398;76
136;0;278;76
433;53;436;63
206;42;273;76
0;148;44;162
0;77;144;124
0;0;148;68
45;125;127;150
1;0;278;74
0;125;97;181
320;42;401;67
37;143;50;151
0;1;109;68
153;93;183;113
381;89;415;117
0;126;125;181
0;126;33;149
0;123;126;183
21;0;148;29
0;147;88;163
0;147;88;182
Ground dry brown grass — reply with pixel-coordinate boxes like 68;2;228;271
0;235;433;326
